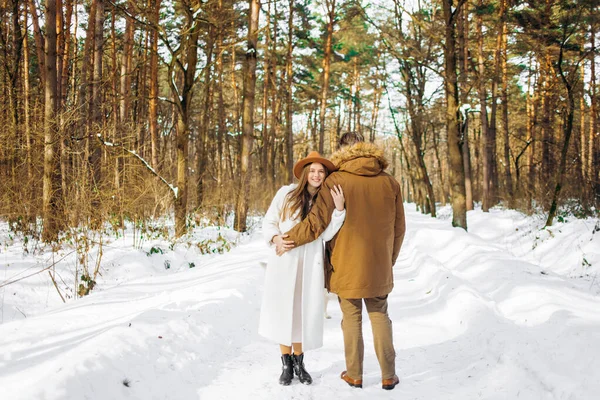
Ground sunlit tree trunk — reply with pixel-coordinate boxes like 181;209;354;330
526;56;537;207
589;23;598;202
476;1;492;212
149;0;161;171
120;4;134;127
546;47;577;226
28;0;45;84
353;58;362;137
443;0;467;229
22;8;32;183
229;28;240;181
500;4;513;204
267;0;279;189
260;3;271;177
170;12;201;237
42;0;61;241
458;3;472;211
489;0;503;206
285;0;294;181
110;6;120;192
234;0;260;232
196;29;214;209
60;0;73;108
215;0;226;194
89;0;105;227
318;0;335;154
580;62;586;183
60;0;74;204
56;0;64;111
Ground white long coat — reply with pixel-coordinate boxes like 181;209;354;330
259;184;345;350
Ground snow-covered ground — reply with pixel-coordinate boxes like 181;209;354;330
1;204;599;399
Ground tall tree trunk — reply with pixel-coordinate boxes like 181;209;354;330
267;0;279;189
285;0;294;181
580;62;586;183
197;30;214;209
56;0;64;111
89;0;105;226
546;53;576;226
28;0;45;84
540;2;554;190
215;0;226;195
589;23;598;203
172;14;201;237
401;60;436;216
489;0;503;206
540;60;553;191
261;3;271;177
60;0;74;206
443;0;467;229
234;0;260;232
111;6;120;192
500;5;513;204
318;0;335;154
149;0;161;171
462;116;473;211
230;23;241;145
120;5;134;126
78;0;96;160
42;0;61;241
8;0;22;131
476;2;492;212
136;31;149;154
353;58;362;137
527;56;537;207
458;3;472;211
433;128;448;205
22;8;32;183
61;0;73;109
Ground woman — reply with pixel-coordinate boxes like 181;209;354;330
259;151;345;386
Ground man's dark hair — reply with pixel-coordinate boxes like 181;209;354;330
339;131;364;147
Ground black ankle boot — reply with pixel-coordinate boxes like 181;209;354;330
279;354;294;385
292;353;313;385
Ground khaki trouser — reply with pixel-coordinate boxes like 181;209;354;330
338;295;395;380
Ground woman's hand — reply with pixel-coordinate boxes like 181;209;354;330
272;234;294;256
330;185;345;211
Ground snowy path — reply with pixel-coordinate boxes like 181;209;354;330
1;206;599;399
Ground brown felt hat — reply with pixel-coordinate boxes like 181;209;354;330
293;151;337;179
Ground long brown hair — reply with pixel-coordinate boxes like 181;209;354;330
281;163;329;221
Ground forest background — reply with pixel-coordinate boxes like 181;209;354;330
0;0;598;246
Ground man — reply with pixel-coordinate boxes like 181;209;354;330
279;132;406;390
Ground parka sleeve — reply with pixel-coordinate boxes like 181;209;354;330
321;209;346;242
285;178;336;246
262;186;288;246
392;183;406;265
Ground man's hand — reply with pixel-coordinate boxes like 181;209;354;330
272;234;294;256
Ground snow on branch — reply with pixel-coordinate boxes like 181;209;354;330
96;134;178;199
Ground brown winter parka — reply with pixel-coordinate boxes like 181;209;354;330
285;142;406;299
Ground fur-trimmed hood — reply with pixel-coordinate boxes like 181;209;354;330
330;142;389;176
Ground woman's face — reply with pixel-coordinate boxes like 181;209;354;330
307;162;327;189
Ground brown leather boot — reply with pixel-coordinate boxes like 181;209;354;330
340;371;362;388
382;375;400;390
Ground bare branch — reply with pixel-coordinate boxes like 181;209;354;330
96;135;179;199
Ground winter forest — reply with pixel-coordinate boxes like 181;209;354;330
0;0;597;239
1;0;600;399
